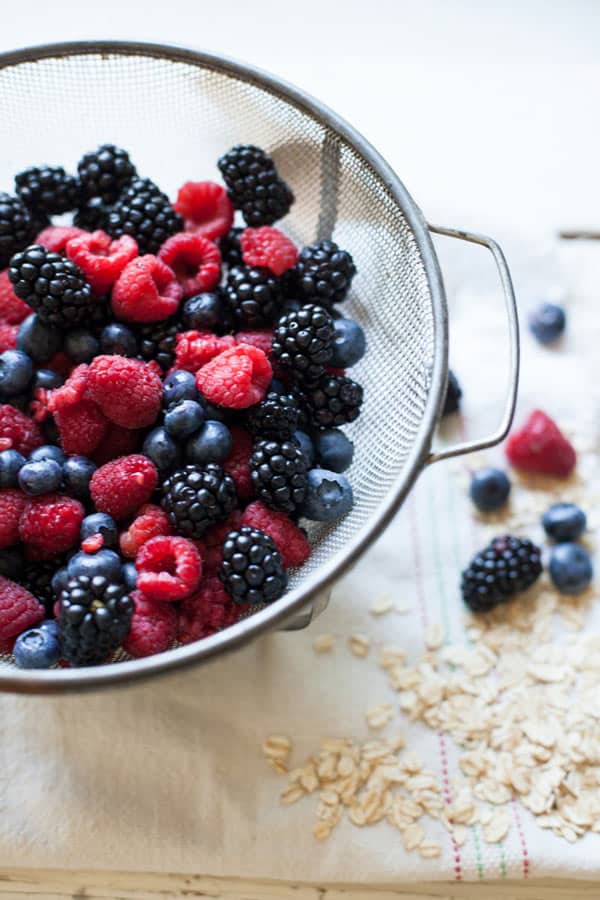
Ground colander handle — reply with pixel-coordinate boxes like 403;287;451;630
426;225;520;465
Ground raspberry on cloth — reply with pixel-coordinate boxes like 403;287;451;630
506;409;576;477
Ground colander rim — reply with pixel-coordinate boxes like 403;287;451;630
0;40;448;692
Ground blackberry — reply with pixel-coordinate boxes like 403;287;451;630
220;526;287;605
249;439;308;514
219;227;243;267
15;165;80;215
218;144;293;226
162;463;237;539
272;304;334;383
137;314;181;372
74;197;110;231
461;535;543;613
106;177;183;254
0;193;35;269
304;373;363;428
58;573;134;667
225;264;282;328
246;391;300;440
442;370;462;416
295;240;356;305
77;143;136;203
19;555;67;617
9;245;93;329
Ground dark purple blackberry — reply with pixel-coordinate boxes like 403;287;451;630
220;526;287;605
0;193;36;269
461;535;543;613
442;370;462;416
161;463;237;539
271;304;334;384
218;145;293;226
8;244;94;329
249;439;308;515
219;227;244;267
304;373;363;428
58;573;134;667
225;264;282;328
295;240;356;305
246;391;300;440
77;144;136;204
15;165;80;215
137;314;181;372
106;177;182;254
73;197;110;231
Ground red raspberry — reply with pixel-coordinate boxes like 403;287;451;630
111;255;183;323
91;423;143;466
234;330;273;358
35;225;86;253
0;405;43;455
196;344;272;409
46;352;74;379
19;494;84;557
0;489;27;549
174;181;234;241
178;576;247;644
223;427;254;500
0;270;31;324
122;590;177;658
195;510;243;576
158;233;221;298
48;364;90;412
55;399;109;456
29;387;51;424
120;503;172;558
87;355;162;428
0;322;18;352
242;501;311;568
506;410;576;478
174;330;235;374
0;577;44;646
66;230;138;295
240;226;298;276
136;535;203;602
90;454;158;521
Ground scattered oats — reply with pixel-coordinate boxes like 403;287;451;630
263;735;292;769
400;751;423;774
403;822;424;851
313;634;336;653
313;820;333;841
366;703;394;731
348;634;370;658
483;808;511;843
419;841;441;859
425;622;445;650
338;755;355;777
379;646;406;670
280;784;304;805
370;594;394;616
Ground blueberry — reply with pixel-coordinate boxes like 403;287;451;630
542;502;587;542
469;468;511;512
64;328;100;364
62;455;97;500
29;444;67;465
100;322;139;357
302;468;353;521
31;368;64;391
18;458;63;495
182;292;224;331
143;426;181;473
68;549;124;582
14;622;61;669
122;562;138;592
0;547;24;580
39;619;60;638
51;565;70;597
0;449;25;487
529;303;566;345
549;542;592;594
0;349;33;397
294;430;315;468
80;512;118;549
185;420;232;464
164;399;205;438
162;369;198;407
331;318;366;368
17;314;62;363
314;428;354;473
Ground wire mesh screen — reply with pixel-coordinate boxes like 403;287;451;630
0;48;437;677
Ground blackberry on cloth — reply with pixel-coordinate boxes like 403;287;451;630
461;535;543;612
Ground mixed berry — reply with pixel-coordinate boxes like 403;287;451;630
0;142;366;669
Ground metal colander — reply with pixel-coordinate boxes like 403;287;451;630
0;41;519;693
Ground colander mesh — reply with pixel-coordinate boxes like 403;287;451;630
0;50;435;672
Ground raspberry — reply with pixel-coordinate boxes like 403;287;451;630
47;364;90;412
19;494;84;557
122;590;177;658
241;501;311;568
29;387;52;424
234;329;273;357
174;182;234;241
240;226;298;276
65;230;138;295
136;535;202;602
506;410;576;478
223;426;253;499
0;577;44;646
178;576;247;644
0;404;43;455
0;270;31;324
196;344;272;409
111;255;183;323
55;399;109;456
174;330;235;374
0;322;18;352
91;423;143;466
195;509;243;576
90;454;158;520
35;225;86;253
158;232;221;298
0;488;27;549
120;503;172;558
87;355;162;428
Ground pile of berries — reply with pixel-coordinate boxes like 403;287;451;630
0;143;366;669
